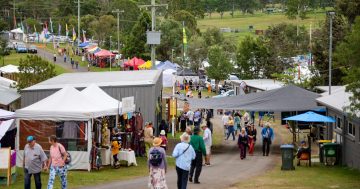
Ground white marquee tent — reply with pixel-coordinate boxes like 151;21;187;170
163;69;176;87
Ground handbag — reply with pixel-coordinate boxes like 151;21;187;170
58;144;71;165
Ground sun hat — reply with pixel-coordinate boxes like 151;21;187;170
180;133;191;143
27;136;35;142
160;130;166;135
153;137;162;147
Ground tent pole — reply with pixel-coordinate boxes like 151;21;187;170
87;119;92;172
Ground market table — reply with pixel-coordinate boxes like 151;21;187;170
117;150;137;166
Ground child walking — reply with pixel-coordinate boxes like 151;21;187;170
159;130;168;151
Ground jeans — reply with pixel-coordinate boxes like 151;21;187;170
24;169;42;189
176;166;189;189
226;126;235;140
262;138;271;156
189;152;203;182
47;166;67;189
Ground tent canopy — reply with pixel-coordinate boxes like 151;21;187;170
124;57;145;70
15;86;113;121
187;85;321;111
10;28;23;34
80;84;121;115
94;49;114;57
78;42;90;48
0;119;15;140
283;111;335;122
138;60;152;70
0;64;19;73
162;68;176;87
156;60;180;70
0;109;15;120
175;68;197;76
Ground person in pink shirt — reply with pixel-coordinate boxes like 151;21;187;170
46;135;68;189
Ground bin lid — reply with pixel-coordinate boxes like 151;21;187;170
280;144;294;149
323;143;340;146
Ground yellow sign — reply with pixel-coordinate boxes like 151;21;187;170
170;99;177;116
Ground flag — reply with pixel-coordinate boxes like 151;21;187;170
72;27;76;41
58;24;61;37
82;30;86;42
182;22;187;61
21;22;25;33
44;21;49;39
65;24;69;37
33;25;37;33
49;18;53;33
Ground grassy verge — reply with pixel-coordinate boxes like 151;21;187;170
1;52;69;75
6;157;175;189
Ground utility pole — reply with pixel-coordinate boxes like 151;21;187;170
74;0;82;47
139;0;167;69
327;11;335;95
110;36;112;71
112;9;124;52
11;0;17;29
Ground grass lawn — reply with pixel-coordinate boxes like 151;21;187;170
1;52;69;75
198;11;326;42
6;157;175;189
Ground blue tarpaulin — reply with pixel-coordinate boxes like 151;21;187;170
79;42;89;48
283;111;335;123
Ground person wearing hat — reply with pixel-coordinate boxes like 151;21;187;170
159;130;168;150
148;137;168;189
144;122;154;158
261;122;275;156
189;127;206;184
172;133;196;189
201;125;212;166
23;136;48;189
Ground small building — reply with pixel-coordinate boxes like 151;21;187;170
316;86;360;170
21;70;163;128
0;77;20;111
231;79;284;95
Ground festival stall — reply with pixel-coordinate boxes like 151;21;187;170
94;50;115;68
138;60;152;70
15;86;120;171
123;57;145;70
162;69;176;87
156;60;180;70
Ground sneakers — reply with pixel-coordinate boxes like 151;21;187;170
204;163;211;167
189;177;193;182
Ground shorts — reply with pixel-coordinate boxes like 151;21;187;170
205;145;211;155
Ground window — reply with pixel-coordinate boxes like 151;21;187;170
348;122;355;136
336;116;342;129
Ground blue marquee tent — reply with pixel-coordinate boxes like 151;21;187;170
283;111;335;123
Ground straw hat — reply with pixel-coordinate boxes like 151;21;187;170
160;130;166;135
153;137;162;147
180;133;191;143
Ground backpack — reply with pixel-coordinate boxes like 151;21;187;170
58;145;72;165
149;148;163;167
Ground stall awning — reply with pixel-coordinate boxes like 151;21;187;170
187;85;321;112
94;49;114;57
138;60;152;70
283;111;335;122
123;57;145;70
0;109;15;120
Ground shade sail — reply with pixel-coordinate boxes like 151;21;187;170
187;85;321;111
283;111;335;122
138;60;152;69
80;84;121;115
124;57;145;70
16;86;112;120
94;49;114;57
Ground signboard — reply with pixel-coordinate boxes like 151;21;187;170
170;99;177;116
121;96;135;114
0;148;11;186
146;31;161;45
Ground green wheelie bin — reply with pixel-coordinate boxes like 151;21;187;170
323;143;340;165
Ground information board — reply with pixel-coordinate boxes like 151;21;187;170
0;148;11;186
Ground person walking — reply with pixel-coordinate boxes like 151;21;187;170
75;61;79;69
226;116;235;141
53;54;57;63
159;130;168;151
172;133;196;189
248;124;257;155
144;122;154;158
258;111;265;127
221;113;229;138
63;54;67;63
47;135;68;189
71;58;74;69
23;136;48;189
189;127;206;184
243;111;250;126
234;112;241;135
201;125;212;166
159;120;169;137
193;109;201;128
148;137;168;189
238;128;249;160
186;110;194;126
261;122;274;156
250;111;255;124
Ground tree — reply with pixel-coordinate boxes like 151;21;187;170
335;16;360;114
202;27;224;47
111;0;141;33
336;0;360;26
24;18;41;33
157;19;183;61
0;38;9;66
203;0;217;18
237;0;260;14
122;11;151;60
216;0;229;19
235;36;269;79
168;0;205;18
0;18;9;31
285;0;312;20
187;35;207;74
172;10;198;34
16;55;56;91
89;15;116;47
206;45;232;92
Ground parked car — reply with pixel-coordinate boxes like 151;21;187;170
16;44;28;53
212;90;235;98
28;45;37;53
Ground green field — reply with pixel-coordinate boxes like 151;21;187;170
1;52;69;75
198;11;326;42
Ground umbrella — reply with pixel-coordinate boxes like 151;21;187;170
283;111;335;123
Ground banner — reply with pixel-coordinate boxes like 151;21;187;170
72;27;76;42
49;17;53;33
58;24;61;37
65;24;69;38
121;96;135;114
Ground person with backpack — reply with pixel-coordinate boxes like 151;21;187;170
47;135;68;189
172;133;195;189
188;127;206;184
148;137;168;189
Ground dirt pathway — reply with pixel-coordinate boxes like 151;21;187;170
80;114;281;189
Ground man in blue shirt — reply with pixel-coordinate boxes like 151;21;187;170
261;122;275;156
172;133;196;189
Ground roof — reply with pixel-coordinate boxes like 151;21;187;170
156;60;180;70
187;85;321;111
315;86;343;93
10;28;23;33
175;68;198;76
232;79;284;91
23;70;162;91
0;65;19;73
0;77;20;105
316;86;359;117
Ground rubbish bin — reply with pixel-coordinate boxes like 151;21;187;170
281;144;295;170
323;143;340;165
